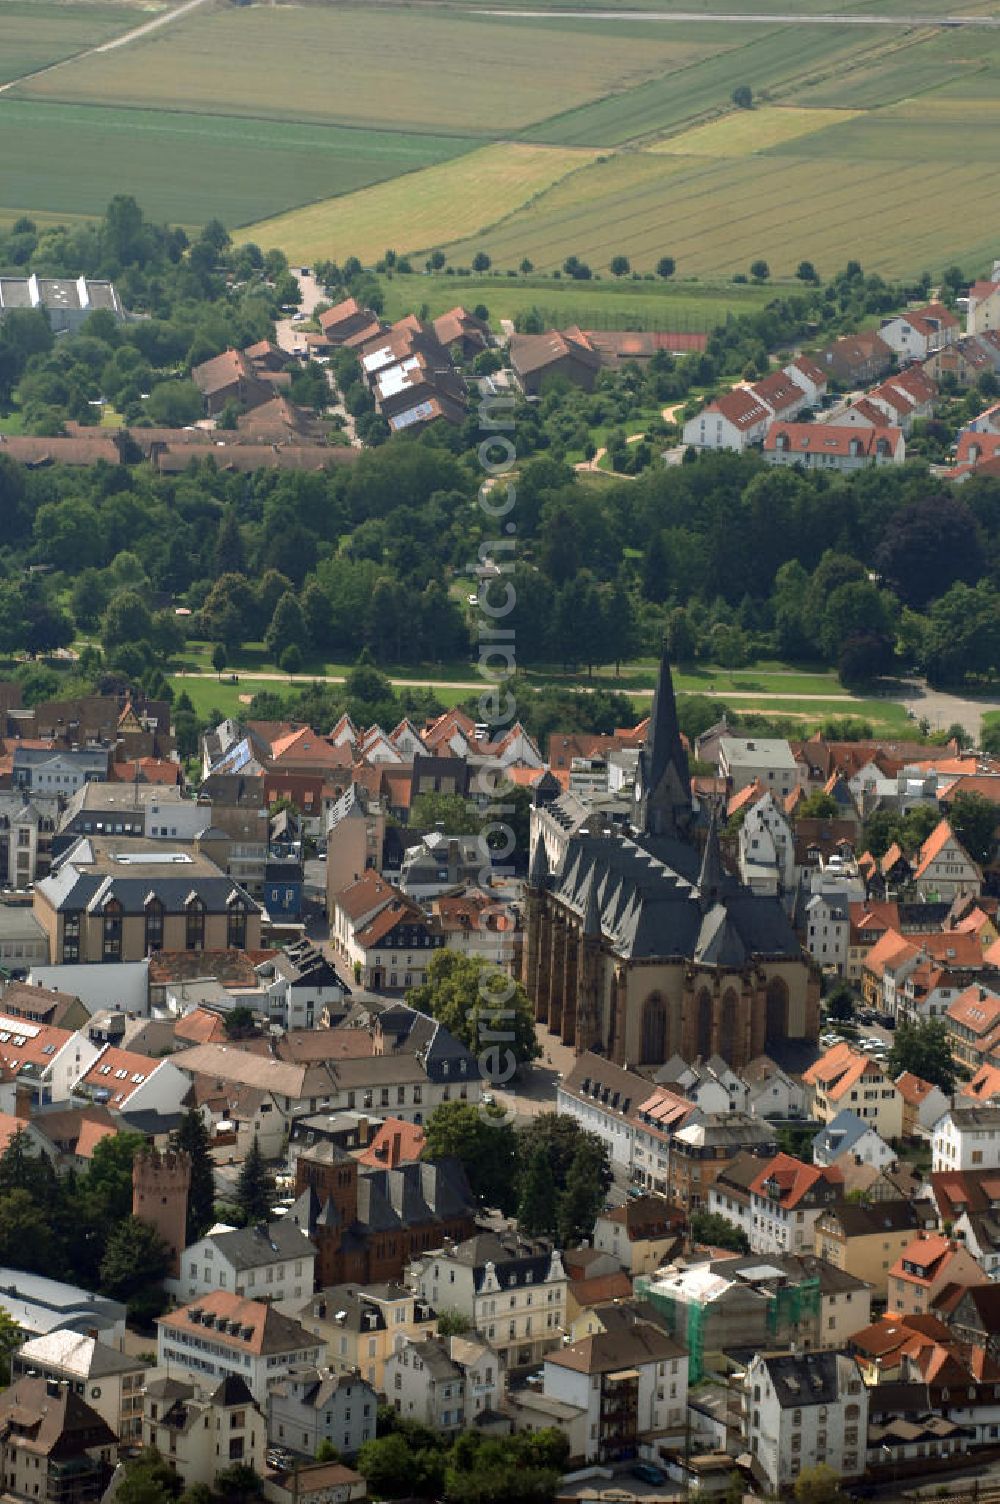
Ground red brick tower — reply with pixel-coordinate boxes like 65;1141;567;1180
132;1147;192;1277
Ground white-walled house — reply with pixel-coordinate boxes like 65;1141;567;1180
719;738;799;799
764;423;905;472
739;793;796;896
405;1231;567;1370
385;1335;500;1433
932;1105;1000;1172
783;355;828;407
169;1220;317;1305
812;1110;895;1171
743;1351;868;1493
682;387;771;452
743;1057;808;1120
911;819;982;902
745;1154;843;1256
156;1291;324;1406
804;893;850;976
879;302;959;359
542;1315;687;1464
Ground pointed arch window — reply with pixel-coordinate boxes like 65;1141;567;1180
185;896;206;951
103;897;123;963
145;895;164;954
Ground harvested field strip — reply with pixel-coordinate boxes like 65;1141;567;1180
238;143;601;264
12;4;733;134
0;98;473;226
649;105;861;156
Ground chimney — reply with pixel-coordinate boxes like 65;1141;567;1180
389;1131;402;1169
357;1116;369;1144
14;1085;31;1123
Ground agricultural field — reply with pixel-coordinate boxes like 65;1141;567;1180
2;0;1000;281
243;144;601;267
0;99;473;228
11;6;734;134
376;272;775;330
648;105;862;157
0;0;143;85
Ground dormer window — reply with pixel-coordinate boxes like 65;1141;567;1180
185;896;205;951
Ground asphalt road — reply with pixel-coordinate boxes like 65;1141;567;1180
484;6;1000;21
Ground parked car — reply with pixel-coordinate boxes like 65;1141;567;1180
631;1464;666;1485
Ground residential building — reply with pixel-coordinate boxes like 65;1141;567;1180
267;1367;377;1458
804;892;851;976
946;984;1000;1071
0;980;90;1031
742;1350;868;1492
887;1232;989;1315
262;1461;366;1504
967;274;1000;336
359;319;467;431
803;1041;904;1141
12;1331;145;1442
813;1200;933;1299
143;1374;265;1487
945;1281;1000;1360
294;1282;438;1392
542;1312;687;1464
13;746;110;796
0;274;123;333
33;838;261;965
738;792;796;896
895;1071;949;1136
405;1231;568;1368
0;1014;99;1110
557;1051;662;1176
191;348;272;416
0;791;58;887
718;737;799;799
508;328;602;395
879;302;959;359
912;819;982;902
156;1292;325;1405
318;297;383;348
812;1111;895;1171
744;1153;843;1255
385;1334;500;1433
742;1055;808;1120
930;1166;1000;1277
817;331;893;386
668;1112;779;1212
764;423;905;471
0;1375;117;1504
933;1104;1000;1172
171;1220;317;1305
329;869;444;990
682;387;771;452
592;1197;682;1276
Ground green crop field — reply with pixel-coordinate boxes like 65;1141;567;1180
376;271;776;331
0;99;474;227
0;0;143;85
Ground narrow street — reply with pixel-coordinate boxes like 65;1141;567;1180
275;268;360;447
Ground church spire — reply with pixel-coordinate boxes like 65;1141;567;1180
528;837;549;890
634;643;692;840
698;800;725;909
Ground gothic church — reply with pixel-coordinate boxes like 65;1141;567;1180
524;652;819;1070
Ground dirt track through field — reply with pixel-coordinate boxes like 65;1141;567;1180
0;0;214;96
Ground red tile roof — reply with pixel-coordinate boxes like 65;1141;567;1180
749;1152;841;1210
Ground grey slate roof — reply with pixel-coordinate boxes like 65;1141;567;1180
550;829;801;964
202;1219;316;1272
